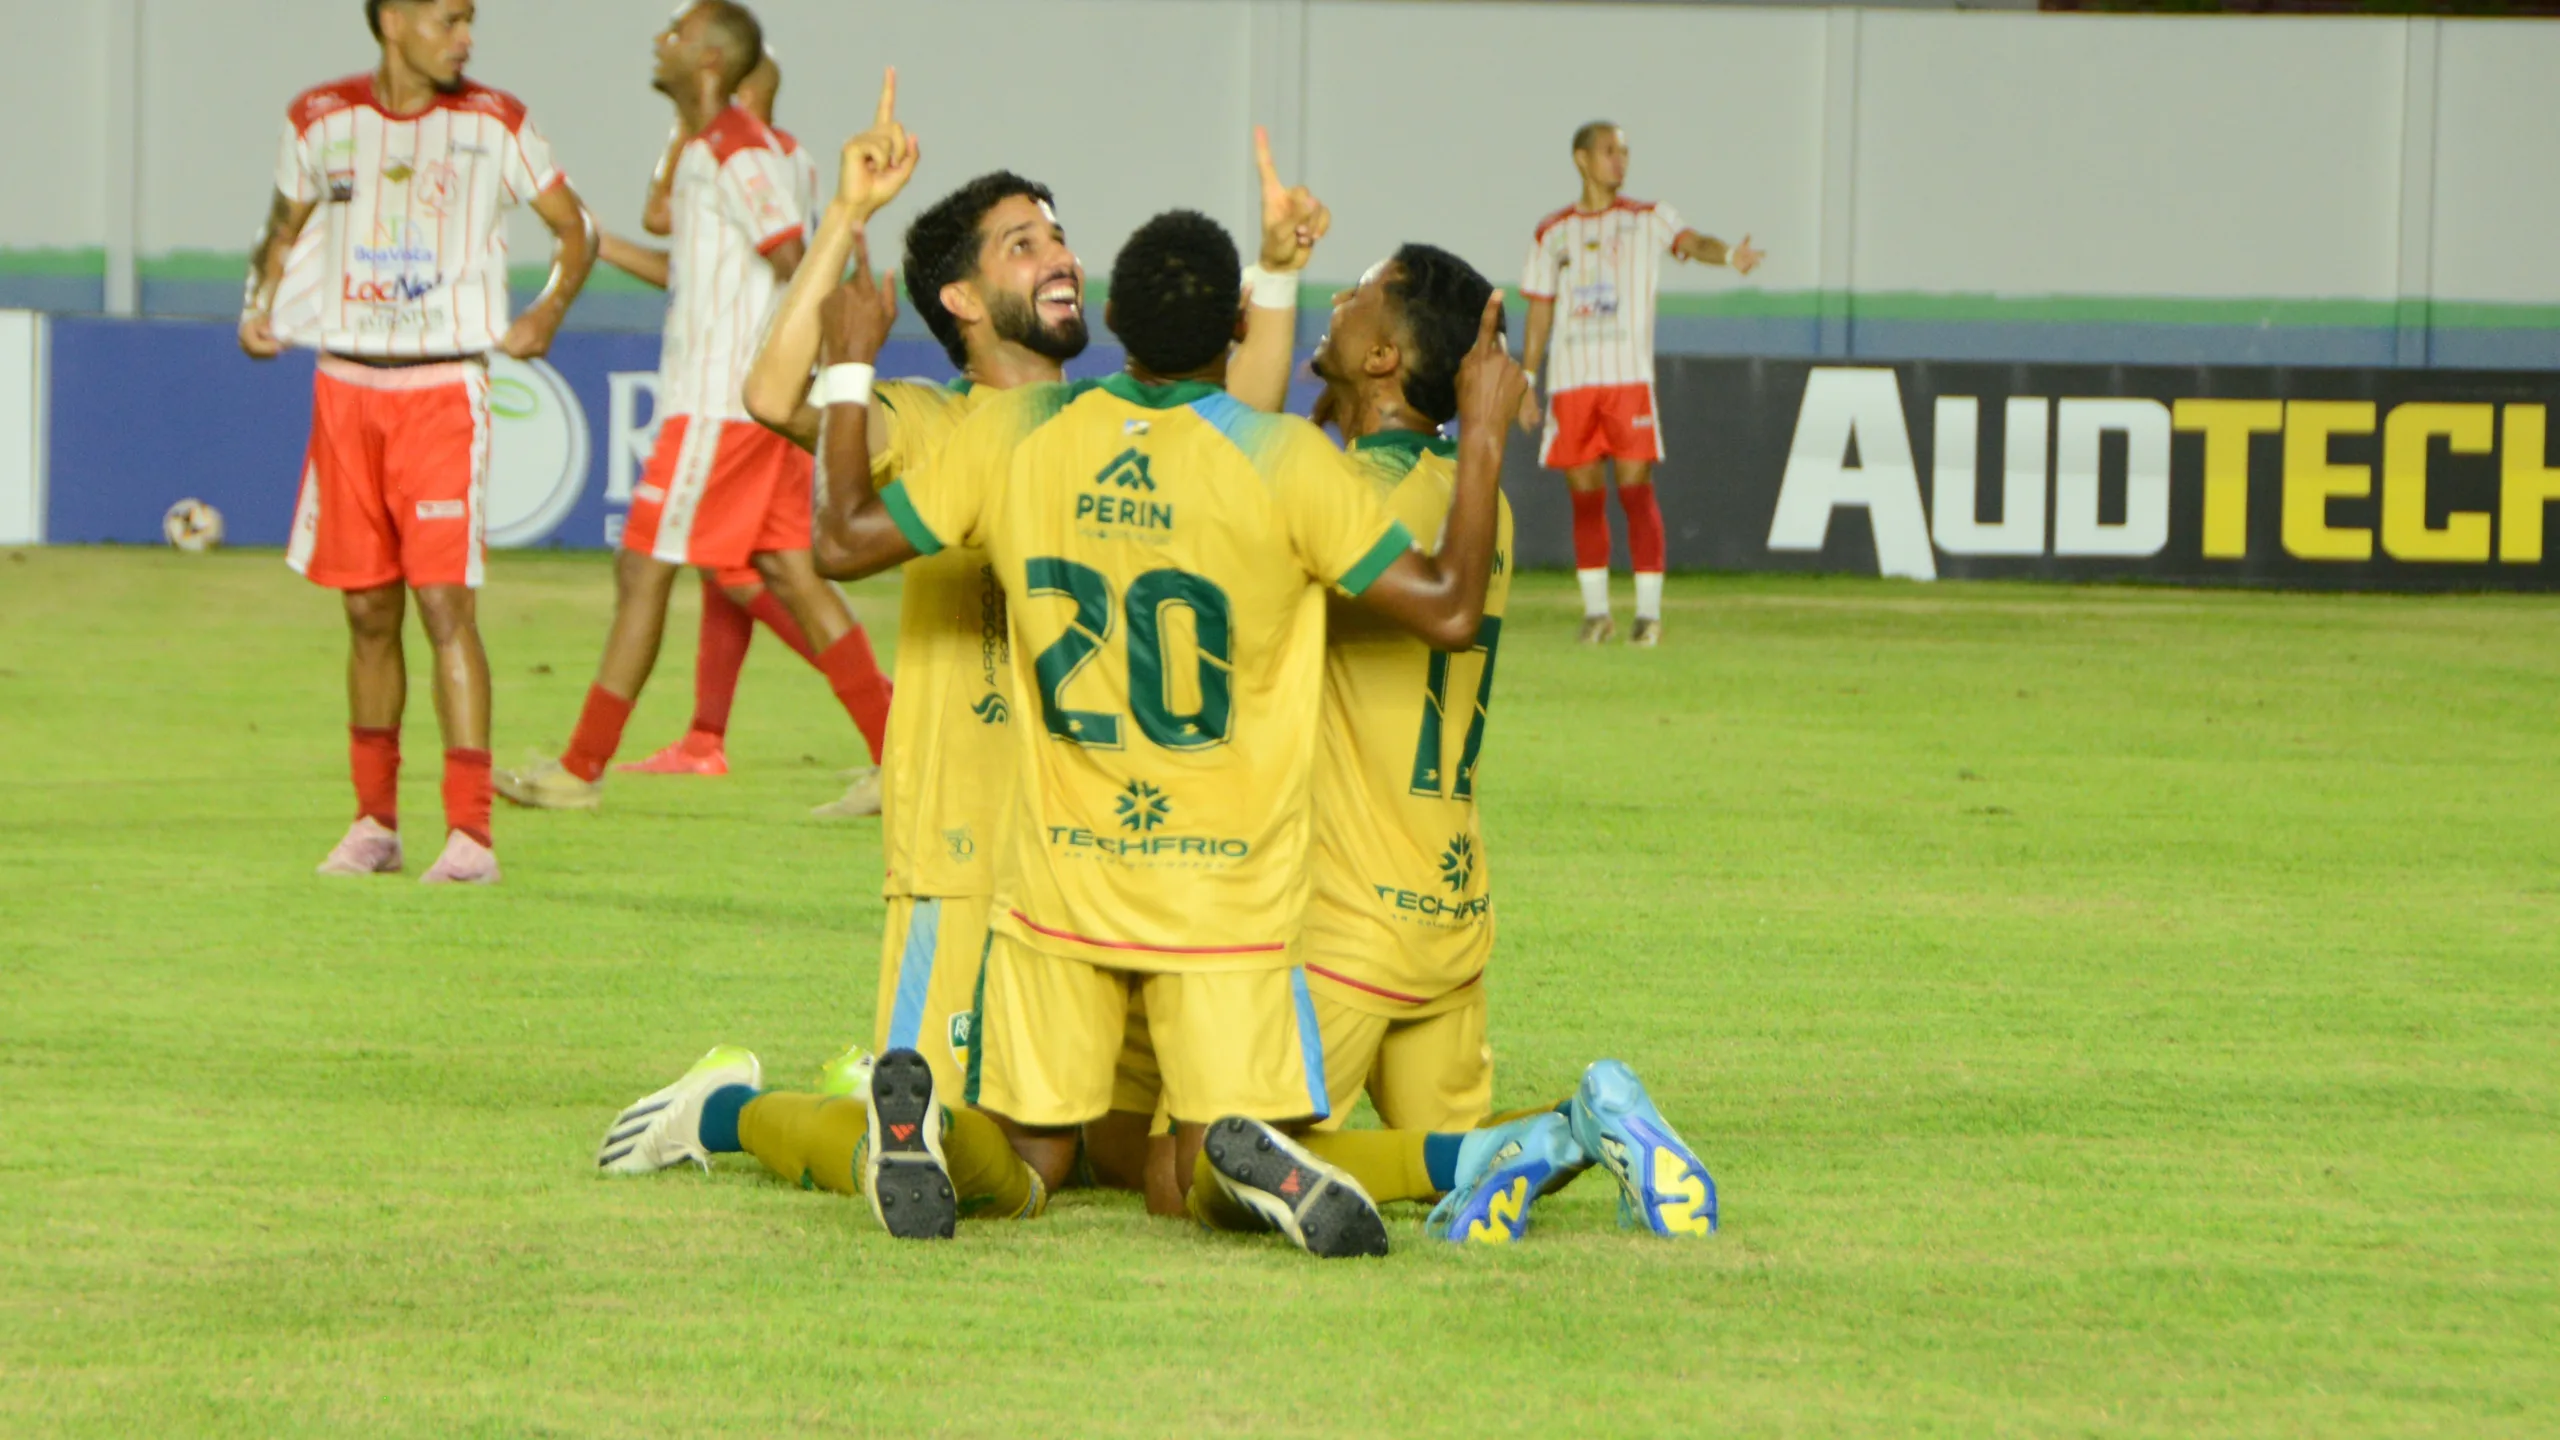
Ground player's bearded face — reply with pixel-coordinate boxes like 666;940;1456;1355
985;276;1090;362
974;204;1089;361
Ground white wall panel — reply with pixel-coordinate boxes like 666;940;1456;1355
0;312;44;543
1852;13;2406;299
2429;21;2560;306
0;5;110;250
135;0;1256;287
1302;1;1826;292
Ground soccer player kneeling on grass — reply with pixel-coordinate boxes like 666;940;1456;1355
1110;242;1721;1245
802;210;1521;1257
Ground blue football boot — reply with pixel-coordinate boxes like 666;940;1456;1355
1424;1112;1584;1245
1565;1060;1717;1237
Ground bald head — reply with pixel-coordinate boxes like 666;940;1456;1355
692;1;763;94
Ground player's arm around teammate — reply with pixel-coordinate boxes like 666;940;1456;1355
243;0;594;885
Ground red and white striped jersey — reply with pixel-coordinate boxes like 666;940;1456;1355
271;75;565;360
659;105;808;422
1520;199;1695;392
776;127;821;240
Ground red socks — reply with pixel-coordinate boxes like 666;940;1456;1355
1619;482;1667;574
444;748;493;848
746;588;821;664
350;726;400;830
562;685;635;782
817;629;893;764
352;727;492;847
692;580;756;740
1570;488;1613;571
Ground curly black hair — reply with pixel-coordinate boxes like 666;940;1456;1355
1383;245;1497;426
902;172;1059;370
1106;210;1240;379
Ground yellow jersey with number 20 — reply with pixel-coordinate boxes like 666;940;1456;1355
1303;432;1513;1016
883;374;1412;973
869;378;1012;899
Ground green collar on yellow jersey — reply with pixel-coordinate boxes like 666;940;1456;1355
1087;373;1224;410
1349;429;1456;458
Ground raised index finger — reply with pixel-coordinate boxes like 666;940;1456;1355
1252;125;1281;193
1476;289;1508;350
874;67;899;128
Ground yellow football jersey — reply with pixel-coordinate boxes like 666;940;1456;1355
1302;433;1513;1016
883;374;1413;973
871;379;1011;898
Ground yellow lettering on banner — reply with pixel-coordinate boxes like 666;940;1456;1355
2173;400;2283;559
2501;405;2560;564
2282;402;2377;562
2380;403;2493;563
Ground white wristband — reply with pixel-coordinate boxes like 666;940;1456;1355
1241;265;1299;310
815;362;874;408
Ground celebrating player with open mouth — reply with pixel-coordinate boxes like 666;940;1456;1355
495;1;895;816
1518;121;1762;647
243;0;595;885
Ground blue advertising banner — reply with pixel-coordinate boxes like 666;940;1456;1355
41;317;1092;551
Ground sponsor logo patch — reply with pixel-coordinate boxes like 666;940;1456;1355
416;499;466;521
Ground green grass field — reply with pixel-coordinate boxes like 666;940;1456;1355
3;547;2554;1437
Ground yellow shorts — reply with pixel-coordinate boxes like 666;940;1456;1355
1308;981;1492;1133
873;894;992;1102
968;934;1328;1128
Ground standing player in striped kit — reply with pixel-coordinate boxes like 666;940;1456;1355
242;0;596;884
585;50;882;812
1518;121;1761;647
496;1;895;814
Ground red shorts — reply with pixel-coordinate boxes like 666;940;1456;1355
1541;382;1663;470
621;416;814;569
287;356;489;591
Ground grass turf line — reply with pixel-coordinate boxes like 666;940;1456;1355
0;548;2553;1438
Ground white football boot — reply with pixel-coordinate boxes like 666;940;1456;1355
596;1045;761;1175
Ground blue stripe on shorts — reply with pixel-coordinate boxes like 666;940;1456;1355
887;898;942;1051
1289;966;1329;1120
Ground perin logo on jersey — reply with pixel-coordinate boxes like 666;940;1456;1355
1115;780;1171;833
1077;450;1174;533
481;356;593;548
971;693;1010;726
1096;448;1155;491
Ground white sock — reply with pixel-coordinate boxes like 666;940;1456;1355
1576;568;1611;618
1634;572;1665;621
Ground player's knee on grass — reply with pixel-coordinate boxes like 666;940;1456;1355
984;1110;1080;1196
1082;1109;1153;1194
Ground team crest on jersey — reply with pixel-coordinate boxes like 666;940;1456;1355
1439;834;1477;893
1115;781;1171;833
415;162;461;216
1095;449;1155;491
946;1010;976;1076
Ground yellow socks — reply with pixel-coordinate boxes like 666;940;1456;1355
1185;1149;1272;1232
943;1107;1045;1219
1298;1130;1436;1203
736;1092;868;1197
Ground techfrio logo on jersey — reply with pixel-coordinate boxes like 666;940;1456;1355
1755;364;2560;587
